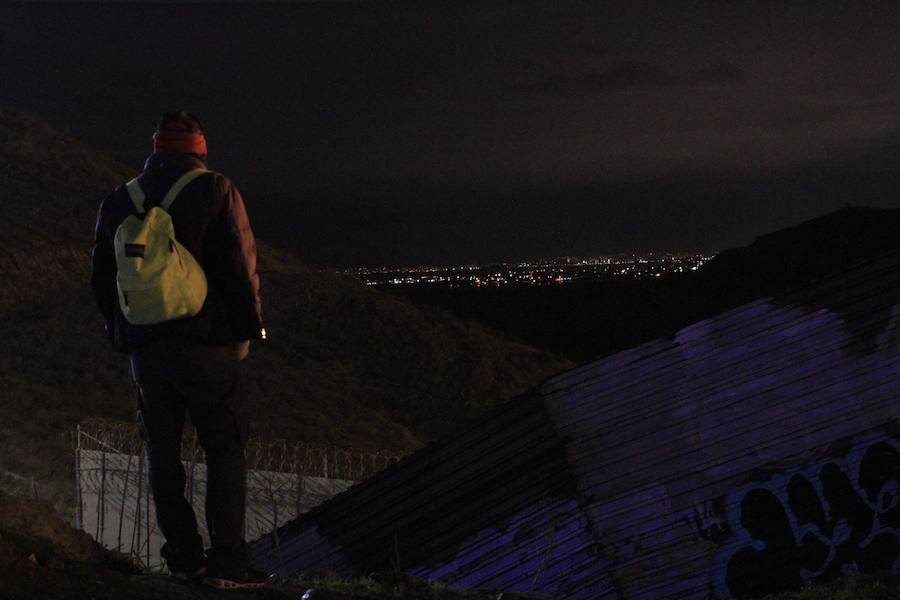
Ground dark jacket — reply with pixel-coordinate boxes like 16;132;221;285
91;152;263;353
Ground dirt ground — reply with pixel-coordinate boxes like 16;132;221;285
0;491;336;599
0;492;513;600
0;562;308;600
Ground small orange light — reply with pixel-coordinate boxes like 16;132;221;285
261;327;267;341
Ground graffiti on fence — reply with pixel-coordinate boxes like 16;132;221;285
712;431;900;599
685;497;728;544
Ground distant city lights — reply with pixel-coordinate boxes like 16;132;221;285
341;253;715;289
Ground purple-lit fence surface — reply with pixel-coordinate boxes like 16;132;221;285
253;250;900;599
252;392;616;598
541;251;900;599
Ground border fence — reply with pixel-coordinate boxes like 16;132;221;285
74;418;404;570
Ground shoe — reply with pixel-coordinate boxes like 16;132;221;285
161;542;206;582
202;565;271;590
169;565;206;583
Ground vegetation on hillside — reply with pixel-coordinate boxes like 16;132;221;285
0;106;572;516
761;574;900;600
0;491;512;599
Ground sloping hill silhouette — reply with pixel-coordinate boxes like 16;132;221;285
699;205;900;300
0;107;572;514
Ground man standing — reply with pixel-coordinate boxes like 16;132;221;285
91;112;266;588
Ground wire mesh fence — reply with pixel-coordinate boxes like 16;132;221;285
74;418;405;570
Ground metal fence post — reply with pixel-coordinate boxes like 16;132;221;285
133;450;143;568
74;424;83;530
97;450;107;543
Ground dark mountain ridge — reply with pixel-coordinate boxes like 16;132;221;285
395;205;900;362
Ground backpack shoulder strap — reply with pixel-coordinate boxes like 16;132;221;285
125;177;146;215
160;168;209;211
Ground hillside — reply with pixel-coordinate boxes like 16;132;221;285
698;204;900;301
0;491;501;599
0;107;572;515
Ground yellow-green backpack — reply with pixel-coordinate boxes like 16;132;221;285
114;169;209;325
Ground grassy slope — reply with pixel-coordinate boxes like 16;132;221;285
0;490;501;599
0;107;572;515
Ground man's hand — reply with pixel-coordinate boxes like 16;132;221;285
236;340;250;361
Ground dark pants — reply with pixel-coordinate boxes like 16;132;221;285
130;339;248;570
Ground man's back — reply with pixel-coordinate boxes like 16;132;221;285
92;141;262;352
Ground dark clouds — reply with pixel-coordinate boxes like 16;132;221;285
506;61;746;96
3;1;900;266
689;63;746;85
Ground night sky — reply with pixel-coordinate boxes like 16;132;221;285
4;1;900;267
